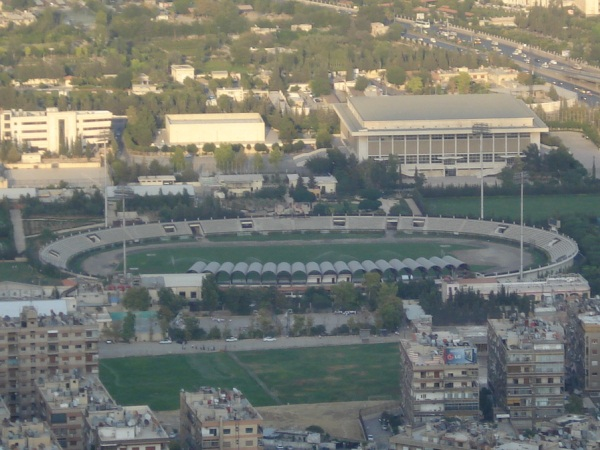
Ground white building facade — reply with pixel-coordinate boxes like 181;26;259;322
0;108;113;153
333;94;548;177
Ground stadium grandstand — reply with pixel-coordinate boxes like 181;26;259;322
39;216;579;282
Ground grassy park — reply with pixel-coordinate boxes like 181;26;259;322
99;343;401;411
423;193;600;224
124;239;475;274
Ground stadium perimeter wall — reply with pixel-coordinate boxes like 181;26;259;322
38;216;579;282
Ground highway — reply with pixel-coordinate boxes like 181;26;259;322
396;18;600;106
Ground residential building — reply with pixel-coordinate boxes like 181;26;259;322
140;273;206;300
171;65;195;84
180;387;263;450
36;374;117;450
488;318;565;429
164;113;265;146
399;338;479;425
573;0;599;16
85;405;170;450
572;313;600;392
1;419;61;449
441;274;590;302
0;107;113;154
333;94;548;177
0;306;100;419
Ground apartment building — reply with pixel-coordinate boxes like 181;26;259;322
399;339;480;425
85;405;170;450
571;314;600;392
0;107;113;153
1;419;61;449
180;387;263;450
0;306;100;419
488;318;565;429
36;374;117;450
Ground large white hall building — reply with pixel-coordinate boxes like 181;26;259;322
0;107;113;153
333;94;548;177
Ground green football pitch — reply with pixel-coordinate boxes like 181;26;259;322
124;238;475;274
99;344;401;410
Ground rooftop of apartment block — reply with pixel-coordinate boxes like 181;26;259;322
400;337;478;367
88;405;168;443
1;419;61;449
37;374;116;412
183;387;263;422
489;317;564;350
0;305;98;328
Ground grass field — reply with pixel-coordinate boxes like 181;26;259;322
99;344;401;411
423;193;600;223
124;240;474;274
0;262;61;285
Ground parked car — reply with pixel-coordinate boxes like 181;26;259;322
159;339;172;344
225;337;238;342
263;337;277;342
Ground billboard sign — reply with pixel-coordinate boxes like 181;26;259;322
443;347;477;365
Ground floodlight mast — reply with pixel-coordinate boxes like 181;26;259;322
472;123;490;220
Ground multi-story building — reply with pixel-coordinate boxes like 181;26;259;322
171;64;195;84
488;318;565;429
0;306;99;419
399;339;480;425
0;107;113;153
180;387;263;450
36;374;117;450
1;418;61;449
572;314;600;392
333;94;548;177
85;405;170;450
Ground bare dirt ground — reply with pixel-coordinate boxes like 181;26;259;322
155;401;386;440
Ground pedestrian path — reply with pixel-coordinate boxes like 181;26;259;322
404;198;422;216
9;209;26;254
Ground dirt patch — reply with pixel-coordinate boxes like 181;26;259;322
154;401;388;440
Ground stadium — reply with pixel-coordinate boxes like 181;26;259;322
39;215;579;283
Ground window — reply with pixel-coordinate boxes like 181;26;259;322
245;441;253;447
245;427;253;433
224;429;231;435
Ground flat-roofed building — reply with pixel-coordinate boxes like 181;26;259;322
36;375;117;450
0;306;100;419
171;64;195;84
399;338;479;425
488;318;565;430
0;107;112;154
333;94;548;177
215;174;263;196
1;419;61;449
165;113;265;146
573;314;600;392
86;405;169;450
180;387;263;450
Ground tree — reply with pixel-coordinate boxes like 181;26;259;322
157;288;186;333
121;311;136;343
171;147;186;172
268;146;283;170
252;153;265;173
122;287;152;311
386;66;406;86
330;282;360;311
214;144;235;172
405;76;423;94
201;274;220;312
354;76;369;91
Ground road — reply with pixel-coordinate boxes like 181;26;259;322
98;333;405;359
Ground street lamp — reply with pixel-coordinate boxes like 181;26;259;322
472;123;490;220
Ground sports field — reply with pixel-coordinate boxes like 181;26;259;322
423;193;600;223
99;344;401;410
124;238;475;274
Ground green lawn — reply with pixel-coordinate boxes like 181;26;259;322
423;193;600;223
99;344;401;410
0;262;62;285
124;240;474;273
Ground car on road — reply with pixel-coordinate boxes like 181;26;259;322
225;337;238;342
550;59;557;65
263;337;277;342
159;339;172;344
105;340;113;344
367;435;374;441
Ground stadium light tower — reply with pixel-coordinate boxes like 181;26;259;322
472;123;490;220
112;186;134;282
